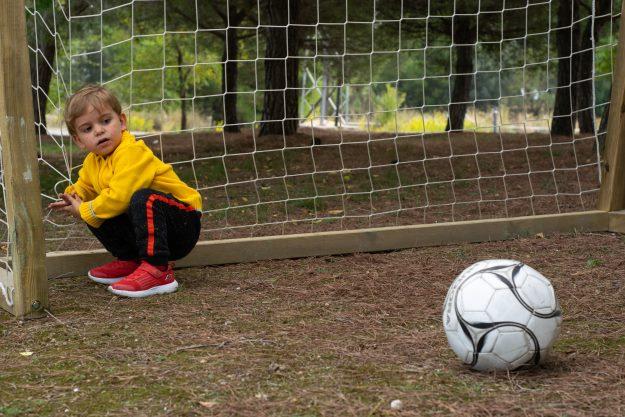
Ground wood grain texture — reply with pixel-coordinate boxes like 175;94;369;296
0;0;48;318
45;211;609;278
598;1;625;211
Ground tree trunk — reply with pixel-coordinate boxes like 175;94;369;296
30;36;55;134
551;0;576;137
575;20;594;134
223;25;240;133
446;15;475;132
335;84;341;127
575;0;611;134
30;0;89;135
177;47;188;131
259;0;300;136
181;94;187;130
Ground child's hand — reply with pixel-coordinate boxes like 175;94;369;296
47;194;71;210
48;193;83;219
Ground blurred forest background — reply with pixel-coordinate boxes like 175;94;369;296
27;0;620;143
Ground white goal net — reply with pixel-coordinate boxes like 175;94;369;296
13;0;621;256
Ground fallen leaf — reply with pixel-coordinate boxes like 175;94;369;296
20;351;33;356
199;401;217;408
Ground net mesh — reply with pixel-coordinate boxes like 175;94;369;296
11;0;621;255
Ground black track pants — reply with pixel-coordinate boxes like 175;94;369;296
88;189;201;266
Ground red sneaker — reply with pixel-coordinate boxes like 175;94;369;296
108;261;178;298
88;259;140;284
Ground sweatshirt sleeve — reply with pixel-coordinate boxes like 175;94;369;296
64;166;97;202
79;145;157;228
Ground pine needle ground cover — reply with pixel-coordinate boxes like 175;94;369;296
1;232;624;416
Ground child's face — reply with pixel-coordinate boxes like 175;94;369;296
72;105;127;157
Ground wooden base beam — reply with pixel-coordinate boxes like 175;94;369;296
45;210;609;278
608;210;625;233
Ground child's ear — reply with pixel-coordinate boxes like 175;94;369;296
71;135;86;150
119;113;127;131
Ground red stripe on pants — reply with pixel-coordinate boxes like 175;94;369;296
146;194;197;256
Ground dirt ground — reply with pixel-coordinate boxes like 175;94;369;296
36;127;602;252
1;231;625;416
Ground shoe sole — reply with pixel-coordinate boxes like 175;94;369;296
88;272;124;285
107;280;179;298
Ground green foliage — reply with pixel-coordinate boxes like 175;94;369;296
32;0;618;134
392;111;448;133
0;406;25;417
362;106;479;134
127;114;154;132
373;84;406;127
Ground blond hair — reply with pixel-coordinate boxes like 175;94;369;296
64;85;122;136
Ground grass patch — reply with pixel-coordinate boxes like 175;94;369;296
586;258;603;268
556;335;625;354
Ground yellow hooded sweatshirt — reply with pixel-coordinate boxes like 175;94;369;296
65;130;202;228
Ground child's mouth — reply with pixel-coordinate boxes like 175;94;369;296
97;138;109;146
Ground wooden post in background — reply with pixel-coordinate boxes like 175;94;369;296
598;0;625;211
0;0;48;318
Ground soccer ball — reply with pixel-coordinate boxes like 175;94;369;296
443;259;562;371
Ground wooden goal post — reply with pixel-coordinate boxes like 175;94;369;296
0;0;48;319
597;0;625;212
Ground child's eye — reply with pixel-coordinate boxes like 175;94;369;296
81;126;92;133
102;118;111;124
